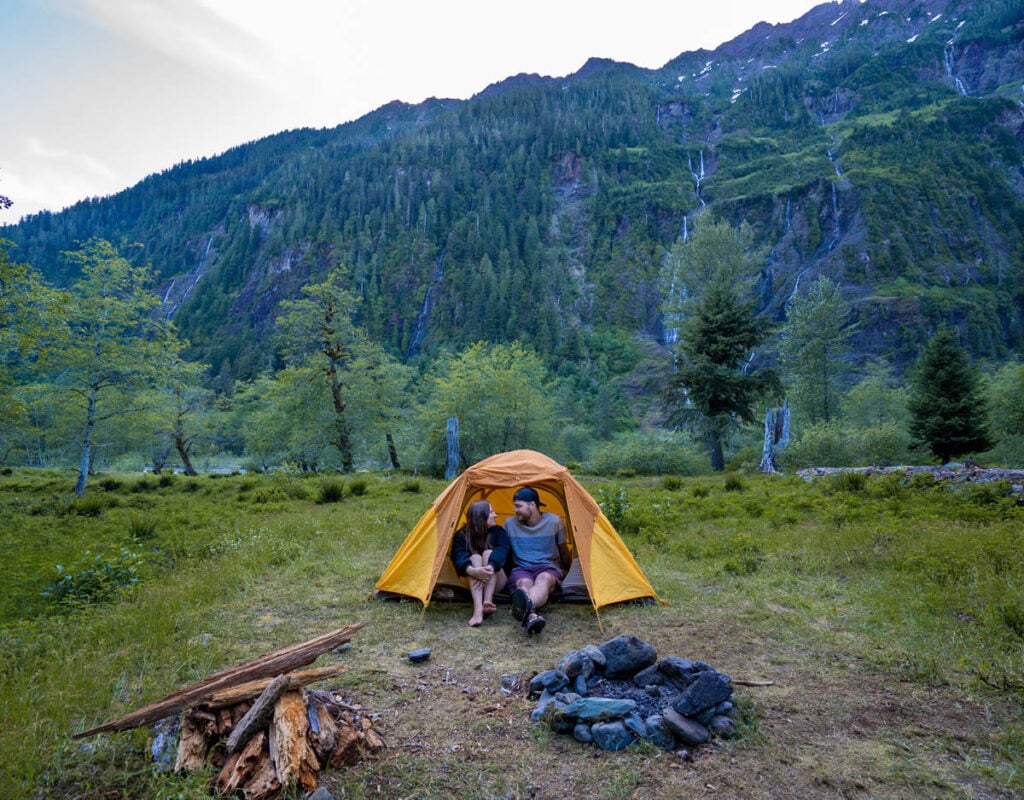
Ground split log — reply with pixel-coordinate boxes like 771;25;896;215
225;674;289;754
269;689;320;793
213;730;278;798
328;722;363;768
73;621;366;739
174;709;217;773
361;726;386;753
203;664;349;708
308;699;340;766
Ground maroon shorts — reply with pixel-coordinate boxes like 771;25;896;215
509;565;563;589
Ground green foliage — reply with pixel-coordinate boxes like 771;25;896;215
40;547;143;608
595;486;630;528
401;478;421;493
316;479;345;504
347;478;368;496
907;329;992;463
127;513;158;541
660;475;684;491
587;430;705;476
779;277;853;424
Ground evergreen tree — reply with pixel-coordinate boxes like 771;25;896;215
666;280;777;471
907;329;991;463
779;277;853;424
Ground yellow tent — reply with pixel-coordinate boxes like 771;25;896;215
374;449;657;611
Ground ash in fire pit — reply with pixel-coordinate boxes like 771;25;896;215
527;635;739;752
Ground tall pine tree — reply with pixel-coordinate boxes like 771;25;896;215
907;329;991;463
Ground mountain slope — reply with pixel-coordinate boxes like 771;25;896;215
4;0;1023;380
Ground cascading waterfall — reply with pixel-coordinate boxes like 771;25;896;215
406;248;446;358
944;43;968;97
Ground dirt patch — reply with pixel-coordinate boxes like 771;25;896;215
317;605;1021;799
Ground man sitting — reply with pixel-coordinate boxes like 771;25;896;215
504;486;570;635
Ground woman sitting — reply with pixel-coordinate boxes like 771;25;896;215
450;500;509;626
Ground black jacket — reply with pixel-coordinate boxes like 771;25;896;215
450;525;511;577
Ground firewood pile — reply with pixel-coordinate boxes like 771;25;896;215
73;622;383;800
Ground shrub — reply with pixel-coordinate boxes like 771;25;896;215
348;479;368;497
158;473;175;488
98;477;123;492
661;475;684;491
996;599;1024;641
828;470;868;493
691;483;711;498
596;487;630;528
127;514;158;541
401;478;421;494
41;548;143;608
317;480;345;504
69;494;108;517
724;475;746;492
132;476;157;493
723;533;763;575
588;431;704;476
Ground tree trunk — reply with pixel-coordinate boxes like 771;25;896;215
74;384;99;495
328;375;354;472
175;432;198;476
759;400;790;474
708;432;725;472
386;431;401;470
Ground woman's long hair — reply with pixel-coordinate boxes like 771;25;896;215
464;500;492;555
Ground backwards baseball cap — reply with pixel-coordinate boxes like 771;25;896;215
513;486;545;506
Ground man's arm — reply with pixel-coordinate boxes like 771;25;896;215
558;541;571;572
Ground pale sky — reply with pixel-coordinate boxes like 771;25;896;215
0;0;826;225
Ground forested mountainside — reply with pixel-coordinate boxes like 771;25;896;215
4;0;1023;383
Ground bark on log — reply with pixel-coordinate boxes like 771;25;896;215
225;674;289;754
269;689;320;793
203;664;349;709
73;621;366;738
174;709;217;773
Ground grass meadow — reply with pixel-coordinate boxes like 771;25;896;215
1;467;1022;799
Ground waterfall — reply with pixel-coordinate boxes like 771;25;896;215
831;182;840;240
944;43;968;96
407;249;445;358
688;150;707;207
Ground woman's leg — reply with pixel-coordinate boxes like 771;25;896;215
481;550;498;614
468;554;485;626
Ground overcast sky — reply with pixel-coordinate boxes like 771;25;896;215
0;0;827;225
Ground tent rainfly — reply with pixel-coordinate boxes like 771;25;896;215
374;449;658;612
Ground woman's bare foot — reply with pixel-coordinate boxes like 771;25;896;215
482;601;497;617
468;613;484;627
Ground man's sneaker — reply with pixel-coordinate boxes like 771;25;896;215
525;614;546;636
511;588;531;622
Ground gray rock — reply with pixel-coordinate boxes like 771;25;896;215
573;722;594;743
714;700;734;717
558;650;594;680
558;696;637;723
622;712;648;738
530;689;561;722
671;670;732;717
554;691;582;705
662;707;710;746
306;789;335;800
632;664;664;688
573;673;589;696
581;644;606;670
590;720;637;751
528;669;569;696
709;715;739;739
599;635;657;679
407;648;431;663
657;656;708;688
644;714;677;750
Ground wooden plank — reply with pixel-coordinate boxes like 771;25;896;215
203;664;348;708
225;674;289;754
73;621;366;739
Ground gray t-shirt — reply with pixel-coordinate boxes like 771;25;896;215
505;512;566;572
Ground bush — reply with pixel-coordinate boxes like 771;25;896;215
724;475;746;492
317;480;345;504
98;477;123;492
783;420;913;469
348;478;368;497
596;487;630;528
41;548;143;608
69;494;108;517
401;478;421;494
661;475;684;491
158;473;175;488
127;514;158;541
588;431;705;476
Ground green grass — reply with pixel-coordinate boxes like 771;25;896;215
1;468;1022;798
